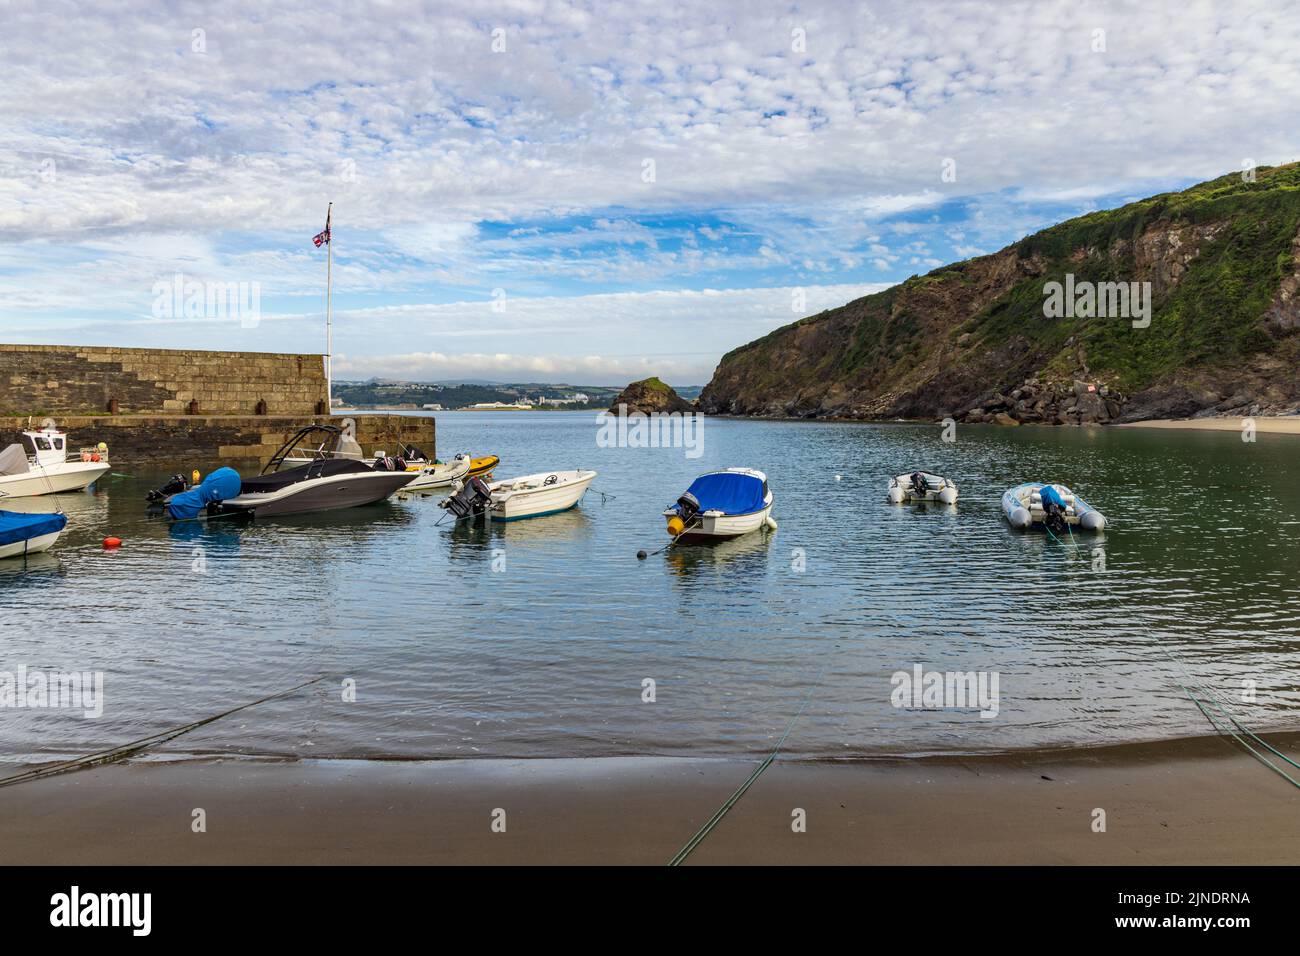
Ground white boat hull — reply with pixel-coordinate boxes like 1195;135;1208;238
0;462;110;498
0;529;62;559
402;457;472;494
679;501;775;540
887;472;957;504
489;470;596;521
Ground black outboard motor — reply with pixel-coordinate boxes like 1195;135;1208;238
440;476;493;520
910;471;927;499
146;474;188;502
674;491;701;524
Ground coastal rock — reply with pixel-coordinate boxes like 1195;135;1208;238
696;163;1300;425
608;377;695;415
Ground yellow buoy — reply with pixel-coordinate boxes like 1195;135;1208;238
667;516;685;537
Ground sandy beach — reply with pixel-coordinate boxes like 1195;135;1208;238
3;733;1298;865
1118;416;1300;434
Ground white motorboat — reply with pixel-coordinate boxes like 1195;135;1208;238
0;422;110;499
663;468;776;541
888;471;958;504
440;469;597;522
0;509;68;559
1002;482;1107;533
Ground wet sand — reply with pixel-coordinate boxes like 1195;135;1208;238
3;734;1299;864
1118;416;1300;434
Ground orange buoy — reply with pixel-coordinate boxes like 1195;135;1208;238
103;537;122;549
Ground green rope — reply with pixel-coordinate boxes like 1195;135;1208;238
668;674;820;866
0;676;324;790
1178;681;1300;790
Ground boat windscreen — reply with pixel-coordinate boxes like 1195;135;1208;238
239;457;374;493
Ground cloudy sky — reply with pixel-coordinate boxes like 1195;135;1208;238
1;0;1296;385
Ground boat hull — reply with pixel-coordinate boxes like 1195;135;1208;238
674;502;775;541
0;462;110;498
489;471;595;521
402;458;472;493
0;529;62;559
887;473;957;504
217;471;416;517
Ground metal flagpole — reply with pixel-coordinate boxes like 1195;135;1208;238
325;202;333;410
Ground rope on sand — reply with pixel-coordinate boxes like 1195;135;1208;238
0;676;324;790
668;670;822;866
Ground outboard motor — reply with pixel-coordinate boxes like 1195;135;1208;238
666;491;701;537
910;472;927;499
440;476;493;520
1040;484;1069;535
147;474;188;502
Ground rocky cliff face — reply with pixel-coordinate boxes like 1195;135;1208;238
699;164;1300;424
608;377;695;414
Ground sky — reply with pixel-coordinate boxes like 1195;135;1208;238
1;0;1297;386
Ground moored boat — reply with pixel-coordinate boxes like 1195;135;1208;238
400;453;472;493
0;421;110;499
0;509;68;559
1002;482;1106;533
663;468;776;542
440;469;596;522
887;471;958;504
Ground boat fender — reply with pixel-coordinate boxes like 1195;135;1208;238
764;515;778;531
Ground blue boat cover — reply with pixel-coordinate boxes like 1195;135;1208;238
680;471;767;515
166;467;241;519
0;510;67;547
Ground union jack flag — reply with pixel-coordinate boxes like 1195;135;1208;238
313;207;331;247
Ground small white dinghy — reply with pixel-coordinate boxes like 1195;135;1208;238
0;510;68;559
887;471;957;504
663;468;776;541
440;469;597;522
1002;482;1106;533
400;453;472;494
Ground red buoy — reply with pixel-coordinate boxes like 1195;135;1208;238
103;537;122;549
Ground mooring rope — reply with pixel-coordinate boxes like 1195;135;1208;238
668;668;823;866
0;676;324;790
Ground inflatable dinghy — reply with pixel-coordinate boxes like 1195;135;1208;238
1002;482;1106;533
888;471;957;504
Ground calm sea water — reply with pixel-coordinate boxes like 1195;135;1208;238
2;412;1299;765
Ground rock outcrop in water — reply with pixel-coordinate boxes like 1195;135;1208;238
698;164;1300;424
608;377;695;415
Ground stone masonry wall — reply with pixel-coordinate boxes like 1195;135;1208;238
0;414;436;466
0;344;327;417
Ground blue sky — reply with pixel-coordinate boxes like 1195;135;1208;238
1;0;1296;385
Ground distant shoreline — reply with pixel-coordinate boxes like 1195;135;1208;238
1116;416;1300;434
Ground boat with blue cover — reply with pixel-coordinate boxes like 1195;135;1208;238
0;509;68;559
1002;482;1106;534
664;468;776;541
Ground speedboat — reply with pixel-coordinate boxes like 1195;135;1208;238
0;509;68;559
467;455;500;479
156;425;417;519
0;421;110;499
440;469;596;522
663;468;776;541
1002;482;1106;533
888;471;958;504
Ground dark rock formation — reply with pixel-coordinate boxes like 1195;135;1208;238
608;377;695;415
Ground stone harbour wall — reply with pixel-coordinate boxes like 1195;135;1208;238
0;344;327;417
0;414;436;467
